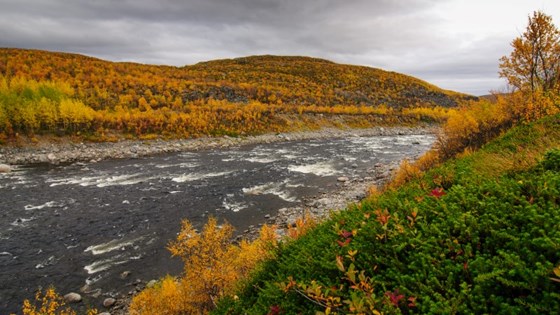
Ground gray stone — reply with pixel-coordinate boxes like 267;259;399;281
63;292;82;303
103;297;116;308
337;176;349;182
146;279;158;288
99;313;111;315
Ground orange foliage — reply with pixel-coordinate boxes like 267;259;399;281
286;212;317;239
18;287;97;315
1;48;476;141
129;217;277;315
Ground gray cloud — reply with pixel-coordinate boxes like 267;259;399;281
1;0;558;95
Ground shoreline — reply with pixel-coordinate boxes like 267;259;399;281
0;126;437;166
2;126;436;314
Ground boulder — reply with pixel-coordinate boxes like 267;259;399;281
337;176;349;182
63;292;82;303
103;297;116;308
0;164;11;173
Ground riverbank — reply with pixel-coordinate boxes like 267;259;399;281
1;127;437;314
0;126;436;166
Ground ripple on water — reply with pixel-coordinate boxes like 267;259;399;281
47;173;154;187
242;180;298;202
84;236;144;255
171;170;234;183
287;161;339;176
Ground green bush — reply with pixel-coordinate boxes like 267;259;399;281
541;149;560;171
214;116;560;315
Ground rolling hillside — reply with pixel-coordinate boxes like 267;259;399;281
0;48;473;110
0;48;475;141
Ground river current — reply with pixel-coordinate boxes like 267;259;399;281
0;133;434;313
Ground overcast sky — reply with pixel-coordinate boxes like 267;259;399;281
1;0;559;95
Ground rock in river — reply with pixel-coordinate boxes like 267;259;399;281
0;164;11;173
337;176;349;182
103;297;116;308
63;292;82;303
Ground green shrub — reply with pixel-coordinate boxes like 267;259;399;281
214;115;560;315
541;149;560;171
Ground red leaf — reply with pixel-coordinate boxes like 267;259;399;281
268;305;281;315
339;230;353;239
430;187;446;198
408;296;417;308
385;289;405;306
337;238;351;247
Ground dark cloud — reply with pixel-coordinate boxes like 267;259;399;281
1;0;558;95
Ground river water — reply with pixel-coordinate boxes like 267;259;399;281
0;133;434;313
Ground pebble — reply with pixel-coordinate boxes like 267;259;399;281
63;292;82;303
120;271;131;279
337;176;349;182
146;279;158;288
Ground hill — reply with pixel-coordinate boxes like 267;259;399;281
1;48;473;111
0;48;475;142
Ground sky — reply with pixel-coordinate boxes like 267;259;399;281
0;0;559;96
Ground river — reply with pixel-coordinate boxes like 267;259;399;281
0;133;434;313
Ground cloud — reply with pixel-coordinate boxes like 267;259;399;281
1;0;559;95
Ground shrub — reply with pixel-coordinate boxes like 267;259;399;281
213;115;560;314
18;287;97;315
129;218;277;315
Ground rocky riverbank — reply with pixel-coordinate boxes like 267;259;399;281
0;126;436;166
1;127;436;314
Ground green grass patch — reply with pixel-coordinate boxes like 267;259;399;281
213;115;560;314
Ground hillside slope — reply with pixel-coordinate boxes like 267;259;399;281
214;114;560;314
0;48;473;111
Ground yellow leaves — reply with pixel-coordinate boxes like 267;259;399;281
387;159;423;189
129;276;188;315
499;11;560;94
287;212;317;239
20;287;97;315
131;217;278;314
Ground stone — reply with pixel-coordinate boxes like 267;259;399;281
99;313;111;315
120;271;131;279
146;279;158;288
63;292;82;303
337;176;349;182
47;153;57;161
103;297;116;308
0;164;11;173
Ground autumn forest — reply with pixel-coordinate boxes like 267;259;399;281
0;49;474;142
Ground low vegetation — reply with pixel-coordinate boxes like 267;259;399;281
0;49;470;143
209;110;560;314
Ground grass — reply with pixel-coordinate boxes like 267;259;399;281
212;114;560;314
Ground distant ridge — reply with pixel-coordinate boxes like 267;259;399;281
0;48;475;111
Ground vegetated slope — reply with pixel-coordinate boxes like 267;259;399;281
0;48;473;111
214;114;560;314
